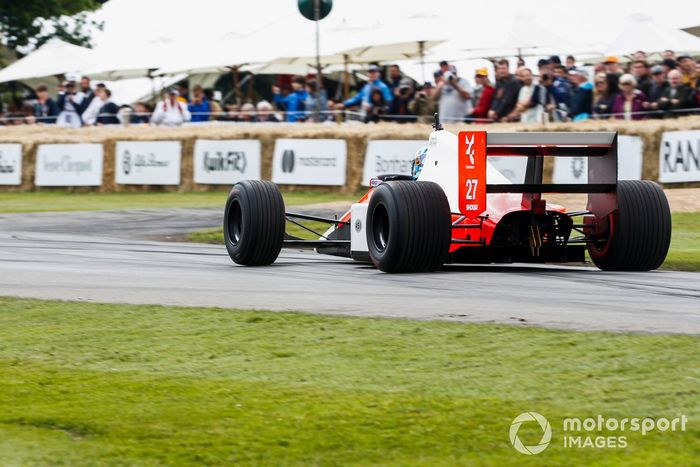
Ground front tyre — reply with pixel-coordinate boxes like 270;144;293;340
588;180;671;271
223;180;285;266
366;181;452;273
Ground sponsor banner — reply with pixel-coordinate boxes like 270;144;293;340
362;140;424;185
659;130;700;183
272;139;347;186
618;135;644;180
488;156;528;184
193;139;261;185
115;141;181;185
0;143;22;186
552;135;644;183
35;144;103;186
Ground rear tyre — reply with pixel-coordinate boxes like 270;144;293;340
223;180;285;266
366;181;452;273
588;180;671;271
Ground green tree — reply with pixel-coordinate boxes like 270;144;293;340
0;0;107;50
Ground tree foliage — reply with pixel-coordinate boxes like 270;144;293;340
0;0;106;50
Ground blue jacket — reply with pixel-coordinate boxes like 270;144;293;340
343;79;393;108
551;77;572;107
273;89;309;122
569;82;593;119
34;98;58;123
188;99;210;122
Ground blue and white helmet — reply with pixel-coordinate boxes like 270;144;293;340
411;145;429;180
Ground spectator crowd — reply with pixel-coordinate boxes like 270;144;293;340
1;50;700;127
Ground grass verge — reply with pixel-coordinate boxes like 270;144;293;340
0;297;698;465
662;212;700;271
188;220;330;244
188;212;700;272
0;191;355;214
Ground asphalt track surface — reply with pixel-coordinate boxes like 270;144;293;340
0;207;698;334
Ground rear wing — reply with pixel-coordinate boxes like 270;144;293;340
458;131;617;220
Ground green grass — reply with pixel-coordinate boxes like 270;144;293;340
0;297;698;466
186;226;227;244
188;220;331;244
0;191;355;214
663;212;700;271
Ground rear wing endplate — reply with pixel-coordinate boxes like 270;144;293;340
457;131;618;220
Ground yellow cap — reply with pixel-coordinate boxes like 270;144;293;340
475;68;488;76
604;56;619;64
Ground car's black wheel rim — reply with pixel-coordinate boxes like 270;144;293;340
372;203;390;252
228;199;243;245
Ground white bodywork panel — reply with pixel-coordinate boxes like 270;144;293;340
418;130;512;213
348;129;515;253
350;203;369;253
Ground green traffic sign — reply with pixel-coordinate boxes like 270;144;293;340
298;0;332;21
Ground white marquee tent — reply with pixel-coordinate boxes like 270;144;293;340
83;37;187;80
605;14;700;56
0;38;97;83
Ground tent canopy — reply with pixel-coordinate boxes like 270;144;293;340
157;39;444;76
605;15;700;56
151;33;285;76
458;15;576;59
83;37;185;80
266;39;444;68
0;38;96;83
682;25;700;38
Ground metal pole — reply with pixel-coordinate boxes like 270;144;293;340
314;0;322;122
418;41;426;83
246;72;255;102
343;54;350;101
149;73;157;102
232;65;240;106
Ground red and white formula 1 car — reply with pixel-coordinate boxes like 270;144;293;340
223;117;671;273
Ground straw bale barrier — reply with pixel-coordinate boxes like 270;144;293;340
1;115;699;193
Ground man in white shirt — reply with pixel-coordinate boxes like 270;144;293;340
151;88;191;126
434;65;473;123
81;85;107;126
506;67;542;123
56;81;85;128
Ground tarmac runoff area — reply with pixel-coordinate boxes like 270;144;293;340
0;206;698;334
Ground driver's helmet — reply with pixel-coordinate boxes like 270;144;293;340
411;145;429;180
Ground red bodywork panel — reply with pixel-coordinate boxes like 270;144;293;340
450;130;565;252
457;131;487;220
343;185;566;255
340;128;623;257
344;134;569;254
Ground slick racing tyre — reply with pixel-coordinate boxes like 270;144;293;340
366;181;451;273
224;180;285;266
588;180;671;271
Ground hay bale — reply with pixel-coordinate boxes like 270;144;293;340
1;116;699;192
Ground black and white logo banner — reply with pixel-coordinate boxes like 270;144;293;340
35;144;103;187
115;141;181;185
0;143;22;186
272;139;347;186
659;130;700;183
194;140;261;185
362;140;424;185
